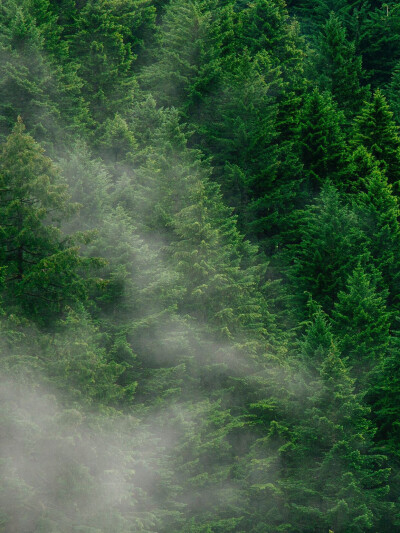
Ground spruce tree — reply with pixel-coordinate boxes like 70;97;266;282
332;265;391;373
298;88;348;191
354;163;400;309
197;52;279;219
317;12;368;116
139;0;219;116
290;183;367;314
289;344;390;532
388;60;400;124
352;89;400;192
68;0;137;125
0;118;99;324
0;0;89;143
359;3;400;87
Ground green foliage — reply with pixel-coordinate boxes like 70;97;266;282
68;0;139;124
353;162;400;308
0;0;90;142
352;89;400;191
298;88;348;190
0;119;99;324
289;183;367;314
139;0;218;115
0;1;399;531
332;265;391;370
316;12;368;116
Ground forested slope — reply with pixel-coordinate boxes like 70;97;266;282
1;1;400;531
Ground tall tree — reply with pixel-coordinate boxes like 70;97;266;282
298;88;348;191
332;265;391;376
352;89;400;192
68;0;139;125
353;162;400;309
139;0;219;116
0;118;99;324
0;0;89;143
289;183;367;315
317;12;368;117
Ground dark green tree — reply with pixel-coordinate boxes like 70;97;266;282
387;60;400;124
68;0;137;124
0;118;99;324
352;89;400;192
298;88;348;191
289;183;367;314
353;163;400;309
284;342;390;532
359;2;400;87
317;12;368;116
331;265;391;376
0;0;90;142
139;0;219;116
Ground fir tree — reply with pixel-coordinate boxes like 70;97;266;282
352;89;400;192
68;0;137;124
353;163;400;309
359;2;400;87
0;0;90;142
332;265;391;372
139;0;219;116
0;118;99;324
298;88;348;190
290;183;367;314
317;12;368;116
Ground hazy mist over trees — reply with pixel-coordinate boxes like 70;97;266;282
1;1;400;531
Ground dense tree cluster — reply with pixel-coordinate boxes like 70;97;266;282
1;0;400;531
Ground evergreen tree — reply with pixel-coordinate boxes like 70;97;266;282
354;163;400;309
359;2;400;87
332;265;390;374
387;60;400;124
300;300;334;366
139;0;219;116
197;52;279;219
0;0;89;143
352;89;400;192
0;118;99;324
68;0;137;124
298;88;348;190
317;12;368;116
284;343;390;532
290;183;367;314
243;310;390;532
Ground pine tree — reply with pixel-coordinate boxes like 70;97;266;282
317;12;368;116
290;183;367;314
139;0;219;116
97;113;137;168
289;344;390;532
197;52;279;219
353;163;400;309
352;89;400;192
128;108;271;344
300;299;334;366
344;144;380;194
388;60;400;124
0;118;99;324
332;265;390;372
359;3;400;87
238;0;302;66
0;1;60;142
298;88;348;191
68;0;137;125
0;0;90;142
243;310;391;532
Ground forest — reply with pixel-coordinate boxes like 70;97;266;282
1;0;400;531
